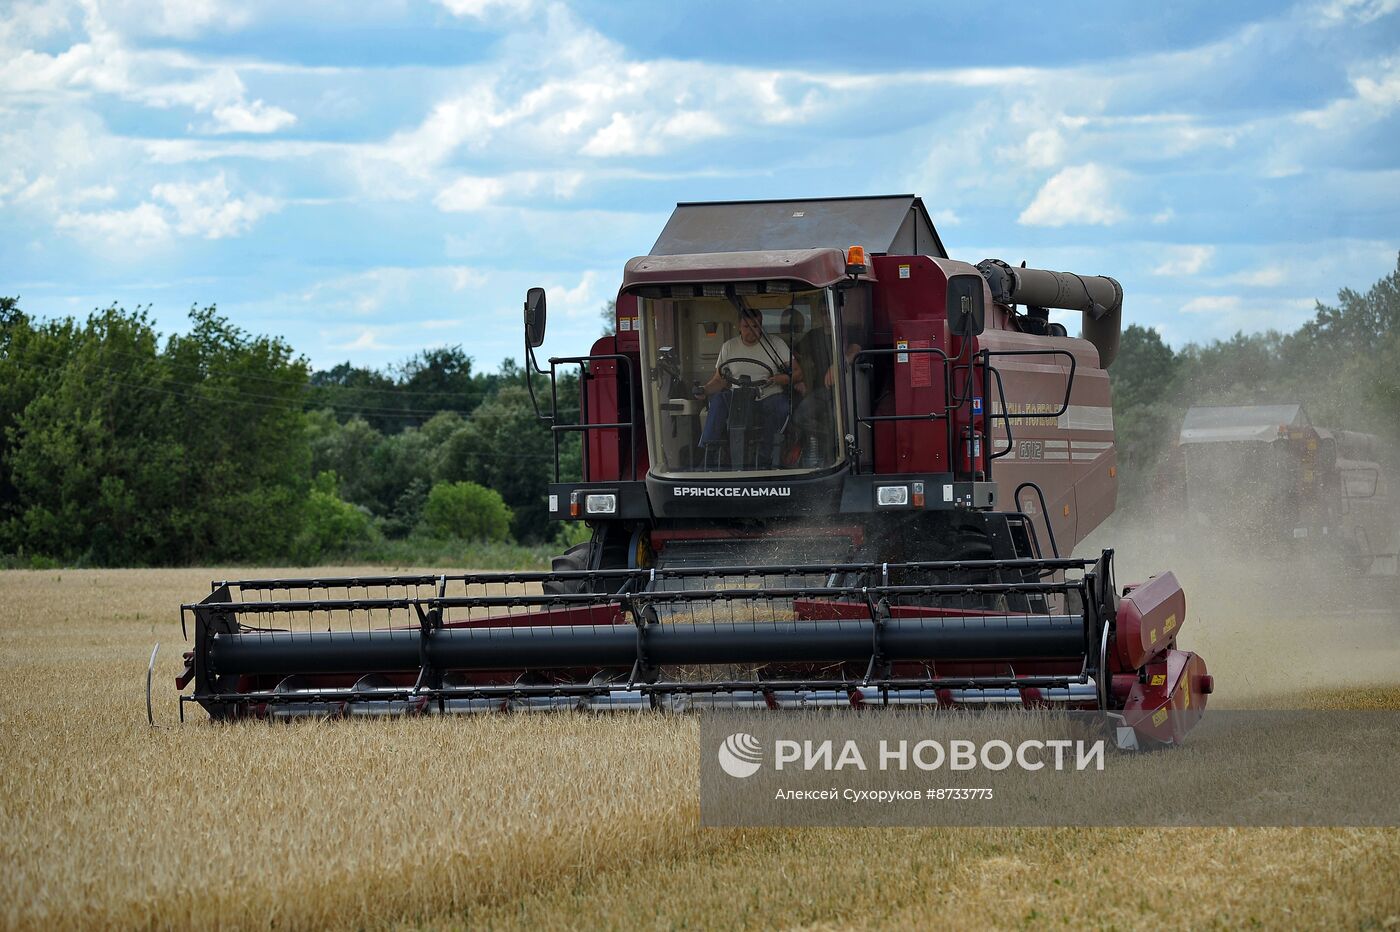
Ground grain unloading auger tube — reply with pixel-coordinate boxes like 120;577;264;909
175;551;1212;746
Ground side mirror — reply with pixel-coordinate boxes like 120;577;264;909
524;287;547;348
946;274;986;336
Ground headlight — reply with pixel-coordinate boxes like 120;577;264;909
876;485;909;507
585;493;618;515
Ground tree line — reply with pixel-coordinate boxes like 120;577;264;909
0;298;581;566
1;255;1395;566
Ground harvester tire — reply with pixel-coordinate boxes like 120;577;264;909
542;541;595;595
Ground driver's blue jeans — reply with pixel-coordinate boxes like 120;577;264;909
699;391;789;467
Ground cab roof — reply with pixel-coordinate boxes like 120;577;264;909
649;194;948;259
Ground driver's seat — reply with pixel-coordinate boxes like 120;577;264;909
701;380;785;470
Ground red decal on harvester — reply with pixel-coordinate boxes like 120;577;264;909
909;340;931;388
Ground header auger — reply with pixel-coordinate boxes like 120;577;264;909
176;194;1213;747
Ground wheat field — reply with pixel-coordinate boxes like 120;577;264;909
2;566;1399;931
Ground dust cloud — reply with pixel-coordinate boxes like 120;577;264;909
1080;510;1400;707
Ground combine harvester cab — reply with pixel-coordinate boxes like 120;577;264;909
176;196;1212;747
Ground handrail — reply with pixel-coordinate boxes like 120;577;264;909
1339;464;1379;501
981;348;1079;479
547;352;640;482
1013;481;1061;558
983;348;1078;420
847;346;955;476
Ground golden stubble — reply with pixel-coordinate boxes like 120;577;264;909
2;567;1398;931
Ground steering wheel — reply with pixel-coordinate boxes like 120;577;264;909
719;357;777;387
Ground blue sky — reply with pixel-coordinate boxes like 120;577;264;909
3;0;1398;373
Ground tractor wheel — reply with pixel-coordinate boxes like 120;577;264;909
542;541;596;595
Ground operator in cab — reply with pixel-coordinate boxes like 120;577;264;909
693;306;801;469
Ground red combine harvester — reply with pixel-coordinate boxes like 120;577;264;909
176;196;1212;747
1166;403;1398;574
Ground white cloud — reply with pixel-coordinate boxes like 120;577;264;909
996;122;1068;171
435;0;536;19
1317;0;1400;24
1152;245;1215;276
94;0;249;39
13;175;57;204
1297;57;1400;131
434;171;584;212
434;175;507;212
578;112;644;157
71;183;117;204
1227;264;1291;287
451;267;487;290
1180;295;1242;314
0;1;76;47
142;137;347;164
151;173;277;238
56;172;277;243
1174;296;1317;338
209;100;297;134
1018;164;1125;227
546;270;602;319
361;9;898;191
0;169;27;204
0;8;295;136
295;266;497;323
581;109;727;157
329;327;394;352
57;201;170;241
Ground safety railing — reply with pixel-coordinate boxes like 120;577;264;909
982;348;1077;459
527;352;640;482
847;345;957;476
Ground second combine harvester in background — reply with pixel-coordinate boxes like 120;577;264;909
177;195;1212;748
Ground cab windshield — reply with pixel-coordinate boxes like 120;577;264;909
639;285;843;476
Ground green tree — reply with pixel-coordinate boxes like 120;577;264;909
306;346;500;433
305;362;402;432
0;299;80;544
395;346;486;420
4;306;183;563
306;412;391;511
1290;253;1400;436
1;304;309;564
160;306;310;563
292;471;377;562
1110;325;1180;501
435;385;553;541
421;481;512;541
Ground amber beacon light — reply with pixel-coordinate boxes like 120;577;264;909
845;244;867;276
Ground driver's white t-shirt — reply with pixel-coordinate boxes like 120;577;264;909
716;333;791;401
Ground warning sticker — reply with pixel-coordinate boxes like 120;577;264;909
896;340;908;364
898;264;911;279
909;339;931;387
